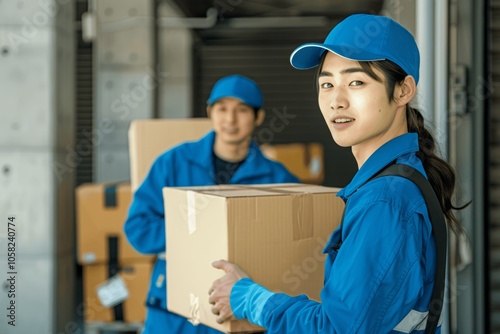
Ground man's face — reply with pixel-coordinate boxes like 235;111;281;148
208;98;261;147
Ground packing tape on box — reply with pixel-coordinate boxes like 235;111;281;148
292;194;314;240
189;293;200;325
187;191;197;234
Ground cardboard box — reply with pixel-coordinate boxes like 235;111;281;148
164;184;344;333
128;118;213;191
260;143;324;184
82;261;153;322
76;182;153;264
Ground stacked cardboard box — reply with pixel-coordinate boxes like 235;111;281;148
128;118;213;191
128;119;324;187
260;143;324;184
76;182;154;323
164;183;344;333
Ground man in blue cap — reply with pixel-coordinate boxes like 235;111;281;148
124;74;299;334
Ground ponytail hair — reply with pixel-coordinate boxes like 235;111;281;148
406;106;467;235
316;56;468;235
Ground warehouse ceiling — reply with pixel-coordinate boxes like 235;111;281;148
168;0;383;20
164;0;385;44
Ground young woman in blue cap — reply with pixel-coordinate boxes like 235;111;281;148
209;14;466;333
124;74;299;334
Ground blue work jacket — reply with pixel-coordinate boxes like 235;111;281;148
230;132;441;334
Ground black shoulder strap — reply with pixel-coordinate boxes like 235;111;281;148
372;164;446;334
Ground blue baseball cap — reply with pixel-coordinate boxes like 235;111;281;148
206;75;263;108
290;14;420;84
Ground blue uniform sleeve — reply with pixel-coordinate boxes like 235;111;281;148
124;155;171;254
230;201;429;333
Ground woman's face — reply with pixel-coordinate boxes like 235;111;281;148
317;52;408;166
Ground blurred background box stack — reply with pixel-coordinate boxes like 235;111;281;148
76;182;154;327
261;143;324;185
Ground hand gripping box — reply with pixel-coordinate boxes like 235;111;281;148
163;184;344;333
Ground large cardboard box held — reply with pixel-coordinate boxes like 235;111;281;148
260;143;324;184
76;182;153;264
83;261;153;322
129;118;213;191
164;184;344;333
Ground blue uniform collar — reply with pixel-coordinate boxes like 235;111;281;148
186;130;274;182
231;144;275;183
339;133;420;199
187;130;216;166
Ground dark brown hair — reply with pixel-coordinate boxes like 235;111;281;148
316;53;467;235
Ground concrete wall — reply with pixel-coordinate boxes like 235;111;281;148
0;0;77;333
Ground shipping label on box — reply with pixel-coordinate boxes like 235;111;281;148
164;184;344;333
83;260;153;323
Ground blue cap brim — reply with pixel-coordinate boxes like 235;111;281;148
206;74;263;108
290;43;385;70
207;95;258;108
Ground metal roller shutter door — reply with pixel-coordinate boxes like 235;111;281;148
194;31;358;187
